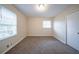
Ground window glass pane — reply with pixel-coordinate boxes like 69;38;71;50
0;6;17;40
43;20;51;28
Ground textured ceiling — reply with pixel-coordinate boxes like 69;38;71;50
15;4;69;17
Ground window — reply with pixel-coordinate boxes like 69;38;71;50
0;6;17;40
43;20;51;28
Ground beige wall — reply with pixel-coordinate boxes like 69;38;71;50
53;5;79;50
0;5;28;53
27;17;53;36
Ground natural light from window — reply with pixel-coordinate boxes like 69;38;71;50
0;6;17;40
43;20;51;29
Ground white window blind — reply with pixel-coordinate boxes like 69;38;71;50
43;20;51;28
0;6;17;40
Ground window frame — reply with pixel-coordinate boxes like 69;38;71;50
42;20;51;29
0;5;17;40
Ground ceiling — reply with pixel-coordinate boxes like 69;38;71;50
15;4;69;17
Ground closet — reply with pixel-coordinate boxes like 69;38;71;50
67;11;79;51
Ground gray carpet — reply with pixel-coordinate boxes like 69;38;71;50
6;36;79;54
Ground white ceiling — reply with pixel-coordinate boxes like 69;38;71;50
15;4;69;17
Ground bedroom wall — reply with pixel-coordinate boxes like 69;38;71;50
0;4;28;53
53;5;79;45
27;17;53;36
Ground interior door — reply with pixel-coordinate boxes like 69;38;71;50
67;11;79;51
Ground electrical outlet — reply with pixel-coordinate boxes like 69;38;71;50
6;44;9;48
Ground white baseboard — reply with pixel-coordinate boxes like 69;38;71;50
53;35;66;44
2;36;27;54
27;35;54;36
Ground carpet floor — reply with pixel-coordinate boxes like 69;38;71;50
6;36;79;54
